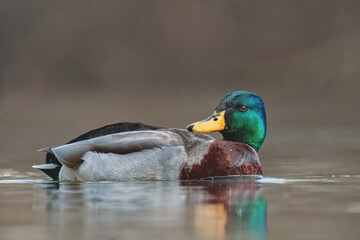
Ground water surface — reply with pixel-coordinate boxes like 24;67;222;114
1;168;359;240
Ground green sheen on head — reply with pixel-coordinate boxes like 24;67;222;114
187;90;266;151
216;91;266;151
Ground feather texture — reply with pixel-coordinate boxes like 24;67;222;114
47;129;213;181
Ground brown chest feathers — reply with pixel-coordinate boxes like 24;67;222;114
180;140;262;180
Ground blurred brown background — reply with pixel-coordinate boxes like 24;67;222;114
1;1;360;171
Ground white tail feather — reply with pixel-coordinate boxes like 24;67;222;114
32;163;59;169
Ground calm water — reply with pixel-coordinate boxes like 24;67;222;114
1;170;360;240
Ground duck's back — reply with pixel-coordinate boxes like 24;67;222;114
56;128;214;181
43;122;165;179
38;121;214;181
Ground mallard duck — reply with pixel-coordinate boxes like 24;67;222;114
33;91;266;181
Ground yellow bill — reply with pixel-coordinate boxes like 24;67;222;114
187;110;226;133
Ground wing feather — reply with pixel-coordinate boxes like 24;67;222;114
51;130;183;168
74;146;186;181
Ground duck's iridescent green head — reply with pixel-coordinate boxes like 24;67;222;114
187;91;266;151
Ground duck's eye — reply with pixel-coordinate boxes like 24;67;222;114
237;105;248;112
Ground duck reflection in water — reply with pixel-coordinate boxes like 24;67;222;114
183;180;266;240
34;180;266;240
